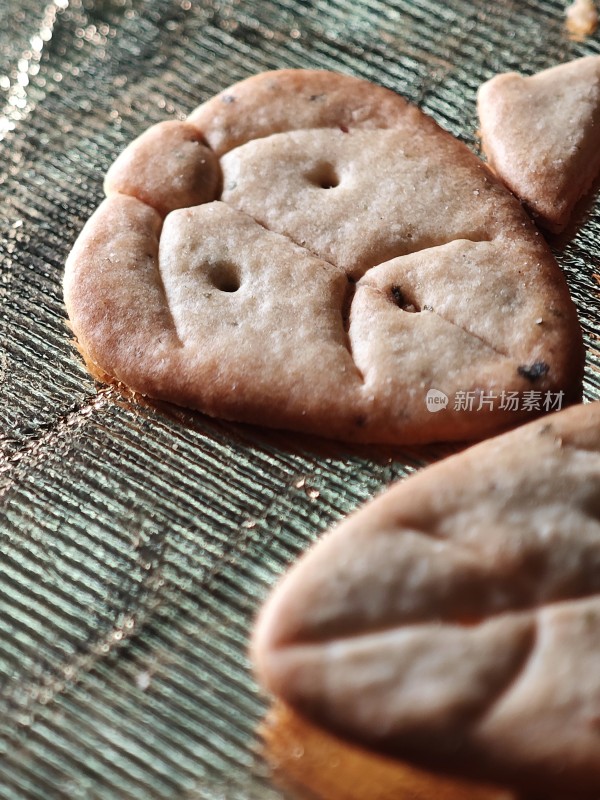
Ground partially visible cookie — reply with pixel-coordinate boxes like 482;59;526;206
252;402;600;797
478;56;600;232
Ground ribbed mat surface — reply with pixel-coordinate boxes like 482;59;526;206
1;1;599;797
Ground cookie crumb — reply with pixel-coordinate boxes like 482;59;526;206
136;671;151;691
566;0;598;39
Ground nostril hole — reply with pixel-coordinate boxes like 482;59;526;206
306;162;340;190
210;261;241;293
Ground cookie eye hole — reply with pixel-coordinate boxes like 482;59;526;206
306;162;340;190
390;285;421;313
210;262;240;293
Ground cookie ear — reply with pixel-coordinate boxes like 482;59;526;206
477;56;600;233
104;120;221;217
252;402;600;796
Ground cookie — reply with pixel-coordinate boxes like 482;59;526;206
252;402;600;797
478;56;600;232
566;0;598;39
64;69;584;444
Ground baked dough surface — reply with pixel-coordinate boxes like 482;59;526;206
64;69;584;444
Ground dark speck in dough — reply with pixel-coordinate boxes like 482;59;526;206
518;361;550;381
